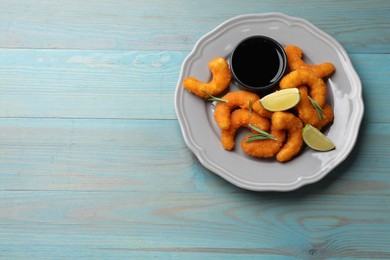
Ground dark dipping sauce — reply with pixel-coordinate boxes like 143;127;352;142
230;36;287;93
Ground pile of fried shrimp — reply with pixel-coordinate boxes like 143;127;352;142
183;45;335;163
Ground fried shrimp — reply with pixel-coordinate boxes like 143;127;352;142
214;90;260;130
295;86;321;126
183;57;231;99
279;69;327;108
296;87;334;129
313;104;334;130
285;45;335;78
272;112;303;163
221;109;270;151
241;127;286;159
251;99;274;119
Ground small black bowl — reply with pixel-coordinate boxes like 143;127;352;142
230;35;287;94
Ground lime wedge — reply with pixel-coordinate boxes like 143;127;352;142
302;124;335;151
260;88;300;112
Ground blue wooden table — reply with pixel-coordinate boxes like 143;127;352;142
0;1;389;259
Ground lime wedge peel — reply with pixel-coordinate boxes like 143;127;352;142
302;124;336;151
260;88;300;112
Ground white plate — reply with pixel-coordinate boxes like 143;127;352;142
174;13;364;191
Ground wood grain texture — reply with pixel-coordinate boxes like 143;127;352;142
0;0;388;53
0;49;184;119
0;0;389;259
0;119;388;195
0;49;388;122
0;190;389;259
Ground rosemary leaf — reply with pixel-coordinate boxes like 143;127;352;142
249;124;270;136
247;124;278;141
308;96;325;120
248;99;253;115
245;134;270;143
201;90;228;103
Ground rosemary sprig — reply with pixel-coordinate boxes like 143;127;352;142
201;90;228;103
245;124;278;143
248;99;253;115
245;135;272;142
308;96;325;120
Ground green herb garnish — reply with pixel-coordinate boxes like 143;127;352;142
245;124;278;142
308;96;325;120
201;90;228;103
248;99;253;115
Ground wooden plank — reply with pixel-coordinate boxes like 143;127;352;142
0;50;388;122
0;118;388;194
0;190;389;259
351;54;390;123
0;0;388;53
0;49;184;120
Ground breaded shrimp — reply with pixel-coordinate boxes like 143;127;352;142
279;69;327;108
285;45;335;78
251;99;274;119
221;109;270;151
296;87;334;129
272;112;303;162
313;104;334;130
295;86;321;126
183;57;231;99
241;127;286;159
214;90;260;130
